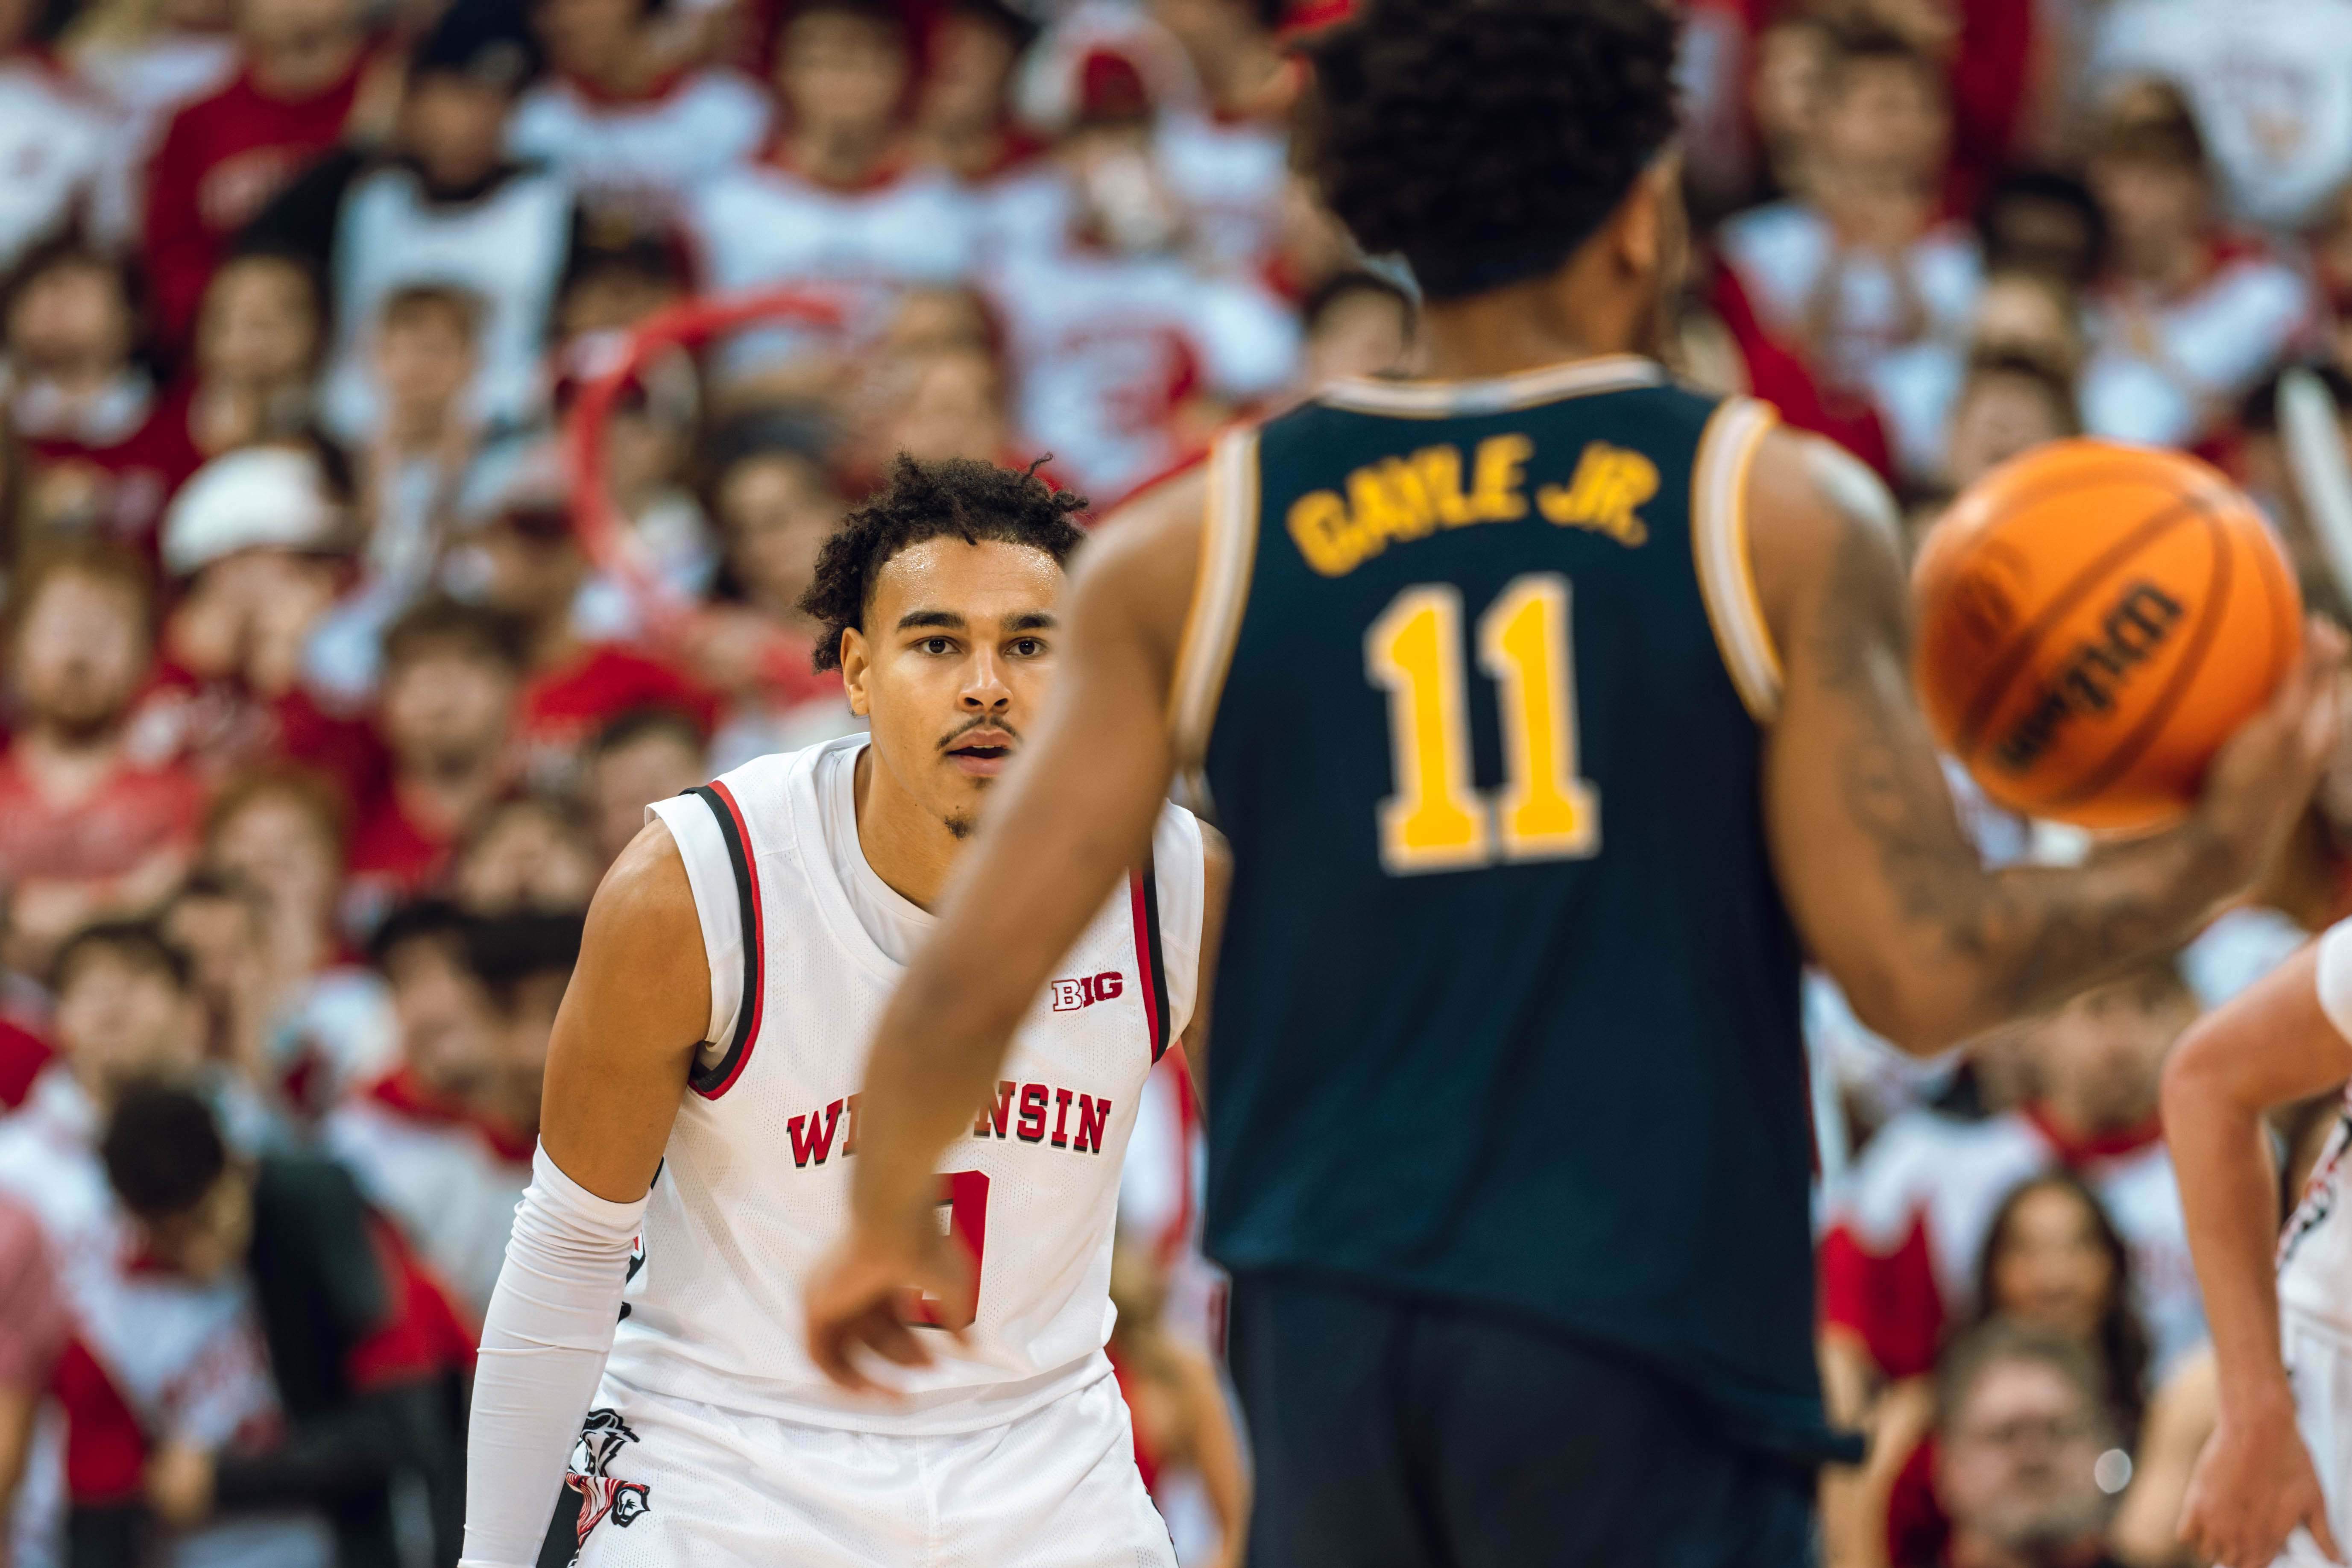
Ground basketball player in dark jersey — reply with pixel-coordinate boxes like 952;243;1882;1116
805;2;2345;1561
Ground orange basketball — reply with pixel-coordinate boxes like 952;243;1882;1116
1913;438;2301;831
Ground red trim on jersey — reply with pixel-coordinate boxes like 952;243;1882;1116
1128;868;1169;1063
693;778;767;1100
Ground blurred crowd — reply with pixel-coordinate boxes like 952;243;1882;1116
0;0;2345;1562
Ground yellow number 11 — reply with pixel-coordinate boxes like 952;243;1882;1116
1365;574;1600;876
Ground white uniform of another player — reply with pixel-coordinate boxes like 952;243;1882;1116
2278;920;2352;1565
564;735;1202;1567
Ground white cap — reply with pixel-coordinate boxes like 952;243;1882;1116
161;446;343;577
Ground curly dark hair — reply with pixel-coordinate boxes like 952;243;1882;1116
800;455;1088;672
1303;0;1681;300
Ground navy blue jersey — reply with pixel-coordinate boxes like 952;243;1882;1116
1176;357;1839;1458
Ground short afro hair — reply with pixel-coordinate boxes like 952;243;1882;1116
1303;0;1681;300
103;1080;227;1220
800;455;1088;673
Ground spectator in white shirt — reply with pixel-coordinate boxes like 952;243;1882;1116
2077;80;2313;450
509;0;770;202
2091;0;2352;230
683;0;976;381
1717;22;1980;396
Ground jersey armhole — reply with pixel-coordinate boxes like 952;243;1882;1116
1168;427;1261;809
1691;396;1785;724
654;783;767;1100
2316;920;2352;1048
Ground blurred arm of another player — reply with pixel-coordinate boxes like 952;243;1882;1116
2162;938;2351;1568
456;826;711;1568
1753;429;2346;1056
806;472;1212;1391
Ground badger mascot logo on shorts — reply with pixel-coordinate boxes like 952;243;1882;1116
567;1407;652;1559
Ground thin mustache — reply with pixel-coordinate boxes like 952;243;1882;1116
938;717;1022;751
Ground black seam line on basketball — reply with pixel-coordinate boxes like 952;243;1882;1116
687;784;759;1097
1952;494;2205;760
2048;505;2233;809
1139;849;1170;1062
1948;474;2206;753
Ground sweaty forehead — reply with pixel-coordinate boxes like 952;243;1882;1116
866;536;1065;624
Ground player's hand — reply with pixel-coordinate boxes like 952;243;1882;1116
2193;616;2348;891
803;1207;975;1395
2179;1389;2342;1568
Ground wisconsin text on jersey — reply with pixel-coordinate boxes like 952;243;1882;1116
1287;436;1663;577
781;1076;1122;1168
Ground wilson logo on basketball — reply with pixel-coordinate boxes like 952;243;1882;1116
1992;582;2184;773
1049;972;1124;1011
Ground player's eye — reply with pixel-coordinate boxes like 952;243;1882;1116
1010;637;1045;657
919;637;955;655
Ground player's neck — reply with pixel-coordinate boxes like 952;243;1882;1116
851;742;963;912
1414;264;1656;384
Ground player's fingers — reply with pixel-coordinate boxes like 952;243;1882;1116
2307;1494;2346;1566
806;1311;879;1394
860;1301;934;1370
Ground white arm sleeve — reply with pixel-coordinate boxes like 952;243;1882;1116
458;1145;650;1568
2314;919;2352;1046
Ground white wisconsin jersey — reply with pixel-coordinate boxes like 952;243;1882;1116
608;736;1205;1434
2282;920;2352;1336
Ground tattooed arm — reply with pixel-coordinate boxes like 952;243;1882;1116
1752;430;2343;1055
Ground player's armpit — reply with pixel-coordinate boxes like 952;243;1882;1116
538;818;710;1204
1750;430;2338;1054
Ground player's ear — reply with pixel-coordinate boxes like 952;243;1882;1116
1611;148;1684;281
840;627;873;717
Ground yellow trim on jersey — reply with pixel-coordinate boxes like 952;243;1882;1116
1169;428;1261;803
1316;355;1664;420
1690;398;1783;724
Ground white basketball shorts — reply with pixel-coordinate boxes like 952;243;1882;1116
2279;1309;2352;1568
562;1368;1177;1568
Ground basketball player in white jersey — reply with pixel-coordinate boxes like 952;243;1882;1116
2164;922;2352;1568
455;454;1225;1568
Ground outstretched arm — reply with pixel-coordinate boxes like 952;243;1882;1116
460;824;708;1568
805;475;1206;1389
2162;940;2351;1568
1756;431;2343;1055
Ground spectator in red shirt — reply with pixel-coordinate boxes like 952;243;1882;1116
469;487;717;786
141;0;372;349
0;1194;66;1556
5;240;205;554
0;544;204;982
580;706;705;869
343;598;525;928
1924;1325;2132;1568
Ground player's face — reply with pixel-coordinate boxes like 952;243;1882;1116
841;538;1063;839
